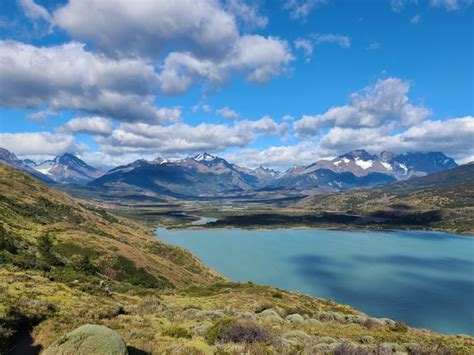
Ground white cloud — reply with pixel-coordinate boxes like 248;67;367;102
159;35;293;95
368;42;381;50
223;116;474;169
430;0;473;10
411;14;421;24
391;0;472;11
312;34;351;48
293;78;431;137
225;0;268;30
18;0;53;25
216;107;239;119
192;103;213;113
390;0;418;12
295;34;350;62
95;116;287;156
294;38;313;62
58;116;113;136
53;0;239;60
0;131;78;157
27;109;56;123
0;40;180;123
282;0;328;20
318;117;474;162
223;142;331;169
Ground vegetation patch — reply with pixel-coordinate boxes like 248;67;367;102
205;318;272;345
162;326;192;339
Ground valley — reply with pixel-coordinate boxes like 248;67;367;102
1;163;474;354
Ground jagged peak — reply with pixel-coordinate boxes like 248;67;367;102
193;152;217;162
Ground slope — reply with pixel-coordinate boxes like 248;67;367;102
297;164;474;234
1;163;473;353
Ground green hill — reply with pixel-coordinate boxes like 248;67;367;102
297;164;474;234
1;163;473;354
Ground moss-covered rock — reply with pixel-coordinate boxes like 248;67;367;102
43;324;127;355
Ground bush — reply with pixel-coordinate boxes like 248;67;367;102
0;225;17;254
390;321;408;333
162;326;192;339
38;235;63;267
205;319;272;345
74;255;97;275
272;292;283;299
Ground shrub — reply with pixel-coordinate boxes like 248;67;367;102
74;255;97;275
272;292;283;299
38;235;63;267
0;225;17;254
390;321;408;333
162;326;192;339
205;319;272;345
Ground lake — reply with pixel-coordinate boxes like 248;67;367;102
156;227;474;335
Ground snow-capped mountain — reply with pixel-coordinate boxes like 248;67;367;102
298;150;457;180
92;153;260;196
34;153;103;184
0;148;54;183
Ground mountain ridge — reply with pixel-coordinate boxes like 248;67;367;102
1;147;459;196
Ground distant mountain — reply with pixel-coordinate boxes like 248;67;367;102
0;147;54;183
301;149;457;180
91;152;261;196
89;150;459;196
33;153;103;184
269;168;396;191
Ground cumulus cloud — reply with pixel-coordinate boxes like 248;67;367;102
318;117;474;161
158;35;293;95
223;116;474;169
58;116;113;136
224;0;268;30
216;107;239;119
95;116;287;156
293;78;431;137
282;0;328;20
53;0;239;60
0;131;78;157
223;141;330;169
0;40;180;123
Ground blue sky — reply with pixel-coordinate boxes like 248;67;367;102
0;0;472;169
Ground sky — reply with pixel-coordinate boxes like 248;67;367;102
0;0;472;170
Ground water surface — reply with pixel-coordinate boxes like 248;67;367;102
156;227;474;335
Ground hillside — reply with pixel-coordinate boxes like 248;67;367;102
0;163;219;288
1;163;473;354
296;164;474;234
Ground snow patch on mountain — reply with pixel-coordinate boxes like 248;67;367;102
355;158;373;170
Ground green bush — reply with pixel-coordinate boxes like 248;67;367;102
0;225;17;254
162;326;192;339
74;255;97;275
38;235;63;267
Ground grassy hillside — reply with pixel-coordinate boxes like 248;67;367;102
296;164;474;234
1;163;473;354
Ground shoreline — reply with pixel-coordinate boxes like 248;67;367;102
157;221;473;237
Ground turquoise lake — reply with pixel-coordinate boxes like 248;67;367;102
156;228;474;335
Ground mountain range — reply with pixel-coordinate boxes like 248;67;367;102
0;147;459;196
